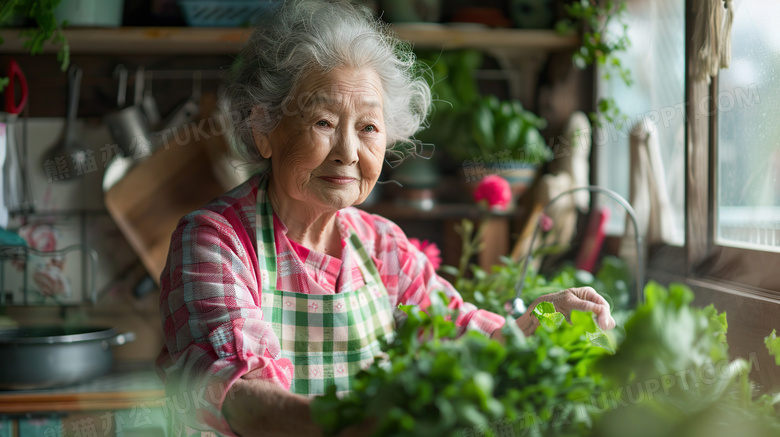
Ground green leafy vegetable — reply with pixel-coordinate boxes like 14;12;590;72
311;274;780;437
311;292;611;437
532;301;565;331
594;282;780;437
766;329;780;366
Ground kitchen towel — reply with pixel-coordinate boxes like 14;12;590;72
0;119;8;228
620;121;678;270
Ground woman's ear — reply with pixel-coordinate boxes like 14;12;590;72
251;107;272;159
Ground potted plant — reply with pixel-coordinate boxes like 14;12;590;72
414;50;553;197
556;0;631;124
54;0;125;28
464;95;553;195
0;0;70;91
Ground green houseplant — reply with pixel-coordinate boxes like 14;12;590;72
556;0;631;124
415;50;553;171
0;0;70;91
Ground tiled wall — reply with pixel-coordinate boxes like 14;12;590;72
3;118;173;363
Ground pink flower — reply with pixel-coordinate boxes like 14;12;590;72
32;263;71;298
473;175;512;210
409;238;442;270
540;213;554;232
18;223;58;252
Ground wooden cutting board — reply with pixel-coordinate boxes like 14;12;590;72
104;93;234;284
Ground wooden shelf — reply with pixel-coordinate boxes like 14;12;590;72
358;201;523;221
0;25;579;55
394;24;579;51
0;368;164;413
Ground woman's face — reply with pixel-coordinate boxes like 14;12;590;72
258;66;387;212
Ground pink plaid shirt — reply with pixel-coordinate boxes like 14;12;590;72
157;173;505;435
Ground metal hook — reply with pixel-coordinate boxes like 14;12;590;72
113;65;128;107
192;70;202;100
134;66;145;106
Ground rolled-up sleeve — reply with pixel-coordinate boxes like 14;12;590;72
157;210;293;435
392;225;505;337
350;210;505;337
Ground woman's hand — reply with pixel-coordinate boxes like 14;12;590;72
494;287;616;339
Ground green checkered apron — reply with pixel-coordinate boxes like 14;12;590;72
255;176;396;396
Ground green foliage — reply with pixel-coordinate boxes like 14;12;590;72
452;252;633;329
470;95;554;164
446;220;632;326
311;274;780;437
0;0;69;92
311;292;613;437
598;282;730;395
532;301;565;331
414;51;552;163
556;0;632;126
594;282;780;437
766;329;780;366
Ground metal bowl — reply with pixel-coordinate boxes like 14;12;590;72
0;326;135;390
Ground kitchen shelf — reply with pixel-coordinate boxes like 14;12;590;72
0;367;164;413
358;201;524;221
358;201;525;271
0;25;579;55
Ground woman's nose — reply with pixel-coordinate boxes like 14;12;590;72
332;129;359;165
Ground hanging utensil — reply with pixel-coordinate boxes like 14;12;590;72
41;65;84;180
140;70;161;129
158;70;202;135
3;59;28;115
102;66;156;192
2;59;31;224
103;66;154;159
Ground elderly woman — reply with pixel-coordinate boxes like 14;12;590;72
157;1;615;436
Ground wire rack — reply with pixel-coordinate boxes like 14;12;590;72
0;244;98;306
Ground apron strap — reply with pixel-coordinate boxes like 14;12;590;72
256;174;383;292
347;231;383;287
255;174;278;292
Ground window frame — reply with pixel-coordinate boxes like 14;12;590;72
620;0;780;301
684;0;780;298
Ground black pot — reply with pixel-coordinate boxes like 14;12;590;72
0;326;135;390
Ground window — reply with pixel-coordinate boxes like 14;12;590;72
716;0;780;252
595;0;686;245
595;0;780;294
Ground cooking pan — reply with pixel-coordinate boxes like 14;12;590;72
103;66;154;159
0;326;135;390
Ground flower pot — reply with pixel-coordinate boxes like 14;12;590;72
509;0;555;29
391;156;440;210
54;0;125;27
501;161;540;197
379;0;441;23
462;159;540;200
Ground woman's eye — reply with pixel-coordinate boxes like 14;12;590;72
316;120;330;127
363;124;377;133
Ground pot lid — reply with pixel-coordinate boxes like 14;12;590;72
0;326;119;344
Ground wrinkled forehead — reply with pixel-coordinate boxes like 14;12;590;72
292;66;385;112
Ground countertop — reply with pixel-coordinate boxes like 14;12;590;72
0;364;165;414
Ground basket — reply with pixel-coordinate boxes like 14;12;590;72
178;0;283;27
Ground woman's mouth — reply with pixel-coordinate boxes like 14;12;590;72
319;176;357;185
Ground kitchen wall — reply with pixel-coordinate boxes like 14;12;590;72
0;54;249;364
2;116;169;363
